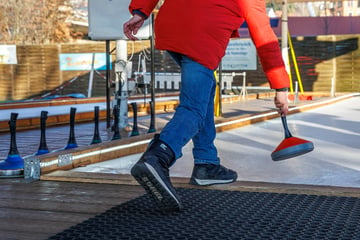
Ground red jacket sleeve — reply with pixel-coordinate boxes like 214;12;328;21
129;0;159;17
240;0;290;89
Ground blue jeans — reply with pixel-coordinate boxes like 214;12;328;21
159;52;220;165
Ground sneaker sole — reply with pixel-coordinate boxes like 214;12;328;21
131;162;182;211
189;177;236;186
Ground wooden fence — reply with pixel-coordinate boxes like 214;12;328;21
234;35;360;93
0;34;359;101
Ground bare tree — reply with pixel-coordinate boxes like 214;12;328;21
0;0;74;44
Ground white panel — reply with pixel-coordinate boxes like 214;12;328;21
88;0;151;40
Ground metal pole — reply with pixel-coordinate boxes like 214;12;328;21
218;62;222;116
281;0;290;76
116;40;129;129
105;40;111;128
331;35;337;97
87;53;95;98
150;13;156;127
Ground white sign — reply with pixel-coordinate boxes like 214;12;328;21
0;45;17;64
222;39;256;70
59;53;111;71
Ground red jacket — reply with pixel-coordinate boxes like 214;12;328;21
129;0;289;89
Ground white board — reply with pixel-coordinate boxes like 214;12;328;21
0;45;17;64
88;0;151;40
221;39;257;71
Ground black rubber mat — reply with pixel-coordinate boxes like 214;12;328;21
47;188;360;240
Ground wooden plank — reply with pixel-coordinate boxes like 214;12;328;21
0;179;143;197
0;178;144;240
0;208;92;223
41;170;142;185
0;188;142;203
0;218;89;238
0;197;125;214
0;208;93;233
1;229;51;240
0;190;142;206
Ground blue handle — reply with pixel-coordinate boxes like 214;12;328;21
281;115;293;139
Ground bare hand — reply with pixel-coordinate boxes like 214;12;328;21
274;91;289;116
123;14;145;40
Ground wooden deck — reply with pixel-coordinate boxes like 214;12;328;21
0;92;359;240
2;172;360;240
0;177;144;240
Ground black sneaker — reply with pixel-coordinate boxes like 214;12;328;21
189;164;238;186
131;135;182;211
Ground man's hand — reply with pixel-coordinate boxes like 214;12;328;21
274;91;289;116
123;14;145;40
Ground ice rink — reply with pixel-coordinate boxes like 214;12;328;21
72;95;360;188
